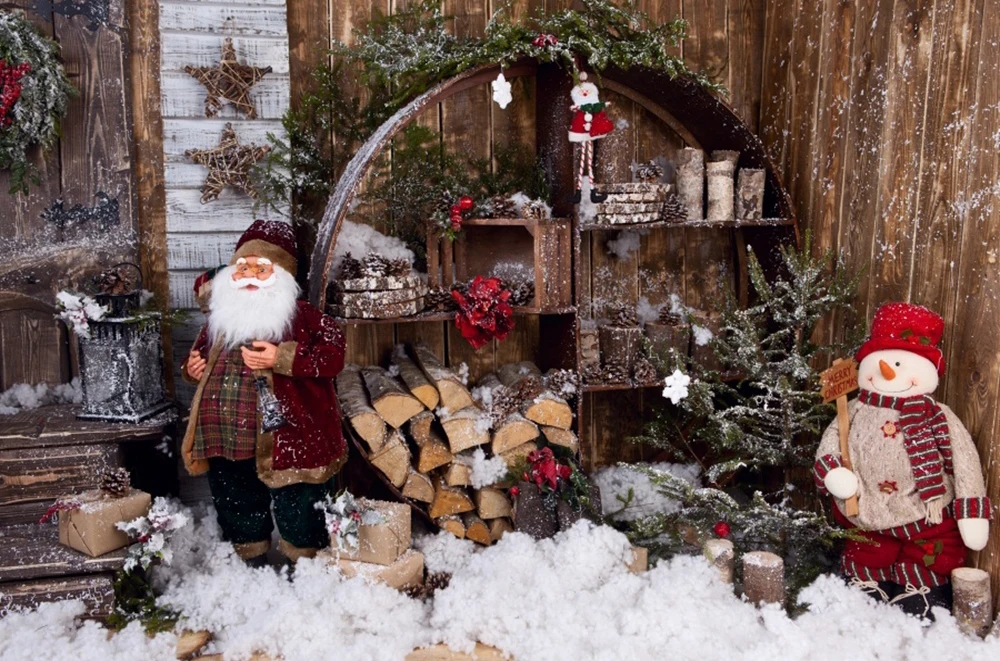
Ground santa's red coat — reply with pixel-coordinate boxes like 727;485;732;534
182;300;347;487
569;107;614;142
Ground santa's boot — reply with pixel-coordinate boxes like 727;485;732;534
846;576;897;604
590;188;609;203
889;583;952;621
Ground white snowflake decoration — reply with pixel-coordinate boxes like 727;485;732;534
315;491;384;552
662;369;691;405
491;71;512;109
116;497;189;572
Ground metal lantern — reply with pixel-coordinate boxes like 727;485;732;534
77;263;171;422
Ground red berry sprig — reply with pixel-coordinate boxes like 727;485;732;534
0;59;31;128
713;521;731;538
449;195;475;231
532;33;559;48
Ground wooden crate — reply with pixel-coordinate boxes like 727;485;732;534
433;218;572;312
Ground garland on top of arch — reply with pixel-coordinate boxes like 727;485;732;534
253;0;720;239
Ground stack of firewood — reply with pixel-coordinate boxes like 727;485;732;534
335;344;578;544
590;183;687;225
331;251;427;319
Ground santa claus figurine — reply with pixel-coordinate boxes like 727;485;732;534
181;220;347;567
568;72;614;203
814;302;991;619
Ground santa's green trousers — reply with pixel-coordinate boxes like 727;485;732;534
207;458;332;557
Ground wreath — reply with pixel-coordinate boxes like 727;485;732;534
0;11;73;195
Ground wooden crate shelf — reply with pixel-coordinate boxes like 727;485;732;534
330;306;576;326
579;217;794;232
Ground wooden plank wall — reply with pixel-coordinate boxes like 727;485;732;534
758;0;1000;605
157;0;293;403
0;0;137;304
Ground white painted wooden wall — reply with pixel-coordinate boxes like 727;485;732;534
159;0;292;407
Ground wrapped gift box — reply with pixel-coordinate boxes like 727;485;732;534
330;499;411;566
333;549;425;590
58;489;152;557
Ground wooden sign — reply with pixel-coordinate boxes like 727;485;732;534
820;359;858;403
821;358;859;516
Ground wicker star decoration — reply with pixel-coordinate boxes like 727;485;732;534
185;123;271;204
184;38;272;119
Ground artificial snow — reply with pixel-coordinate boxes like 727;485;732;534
508;193;552;220
594;462;700;521
636;296;664;325
0;377;82;414
606;230;643;259
454;448;509;489
3;505;1000;660
330;220;415;277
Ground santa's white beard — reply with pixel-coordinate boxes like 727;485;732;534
208;265;300;349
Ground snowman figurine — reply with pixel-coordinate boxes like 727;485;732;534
568;72;614;203
814;302;991;619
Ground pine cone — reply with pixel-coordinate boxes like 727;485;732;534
490;386;522;425
504;279;535;307
99;467;131;497
511;376;545;404
544;369;579;399
612;304;638;328
425;287;457;311
635;160;664;184
339;253;363;280
633;357;657;385
601;359;629;385
484;195;519;218
582;364;604;384
362;251;390;277
660;194;688;222
403;571;452;600
521;200;548;221
97;267;131;295
386;257;411;277
658;309;684;326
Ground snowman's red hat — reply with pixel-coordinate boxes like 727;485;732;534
855;302;946;376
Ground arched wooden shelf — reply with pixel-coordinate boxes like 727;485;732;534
309;59;800;477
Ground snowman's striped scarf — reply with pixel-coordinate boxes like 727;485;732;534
858;390;953;508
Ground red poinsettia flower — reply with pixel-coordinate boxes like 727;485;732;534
452;276;514;350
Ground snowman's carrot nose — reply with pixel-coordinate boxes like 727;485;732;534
879;360;896;380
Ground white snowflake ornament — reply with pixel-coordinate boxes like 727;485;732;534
492;72;512;109
662;369;691;405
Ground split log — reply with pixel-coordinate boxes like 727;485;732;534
437;515;466;539
703;539;735;584
402;469;435;503
736;168;765;220
541;426;579;452
370;430;411;488
627;547;648;574
462;512;492;546
477;373;540;454
444;462;472;487
392;345;440;410
176;630;212;660
440;406;490;454
409;412;454;472
361;366;425;429
428;479;475;519
413;343;473;411
706;159;735;222
489;517;513;542
952;567;992;638
336;365;387;453
474;487;512;520
742;551;784;606
497;362;572;430
500;441;538;467
675;147;704;220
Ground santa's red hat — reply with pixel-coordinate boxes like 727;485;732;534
230;220;297;276
855;302;946;376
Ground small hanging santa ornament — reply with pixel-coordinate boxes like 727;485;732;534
814;302;990;620
568;72;614;203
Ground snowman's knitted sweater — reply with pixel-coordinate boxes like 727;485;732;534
814;398;990;531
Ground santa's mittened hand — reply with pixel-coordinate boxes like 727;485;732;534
958;518;990;551
824;467;859;500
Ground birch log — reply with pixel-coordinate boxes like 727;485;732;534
675;147;704;220
489;517;513;542
439;406;490;454
437;515;466;539
391;345;440;410
429;478;475;519
361;366;425;428
369;430;411;488
706;160;735;222
401;468;435;503
477;373;540;454
444;462;472;487
412;343;473;411
951;567;992;638
474;487;512;519
336;365;387;453
736;168;766;220
497;362;573;430
704;539;735;584
462;512;492;546
408;411;453;472
541;426;579;452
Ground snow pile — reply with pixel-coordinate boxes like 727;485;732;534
455;448;509;488
509;193;551;220
636;295;663;324
0;377;82;415
594;462;700;521
3;509;1000;660
330;220;415;277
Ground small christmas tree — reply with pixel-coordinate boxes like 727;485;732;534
623;232;862;597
